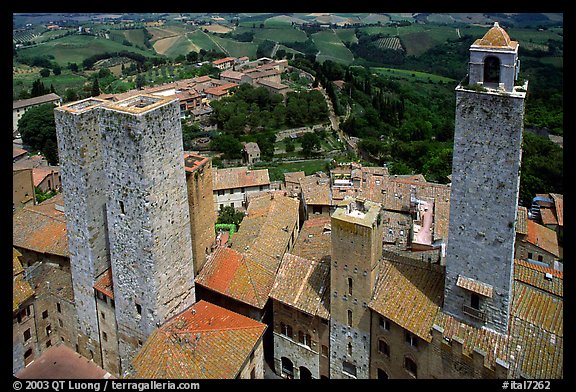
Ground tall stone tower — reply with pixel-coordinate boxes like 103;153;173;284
184;153;216;275
330;198;384;379
54;98;111;365
98;95;196;371
444;23;527;335
55;95;196;374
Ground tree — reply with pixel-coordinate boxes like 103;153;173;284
30;79;48;97
217;205;245;226
18;103;58;164
39;68;50;77
91;78;100;97
300;132;322;157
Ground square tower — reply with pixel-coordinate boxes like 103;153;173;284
98;95;196;372
444;24;527;335
330;198;384;379
54;98;110;364
184;153;216;274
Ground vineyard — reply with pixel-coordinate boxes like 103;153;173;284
13;27;45;44
374;36;404;51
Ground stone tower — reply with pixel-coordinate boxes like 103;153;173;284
444;23;527;335
55;95;196;374
98;95;196;372
54;98;111;364
184;153;216;275
330;198;384;379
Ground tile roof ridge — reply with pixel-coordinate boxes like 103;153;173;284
161;324;265;336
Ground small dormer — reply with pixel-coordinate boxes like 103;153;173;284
468;22;520;92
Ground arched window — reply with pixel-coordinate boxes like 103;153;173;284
281;357;294;378
404;357;418;378
299;366;312;380
484;56;500;84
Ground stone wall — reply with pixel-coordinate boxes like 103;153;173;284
98;99;195;373
444;88;525;334
54;100;110;351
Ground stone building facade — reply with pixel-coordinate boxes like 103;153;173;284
444;22;527;335
330;198;384;379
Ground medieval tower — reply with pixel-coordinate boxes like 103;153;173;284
443;23;527;335
54;98;110;364
55;95;196;374
330;198;384;379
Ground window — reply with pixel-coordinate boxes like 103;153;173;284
321;345;329;357
528;252;533;260
96;291;105;301
42;310;49;319
281;323;293;339
119;200;125;215
23;329;31;342
56;303;61;313
348;277;353;296
102;332;108;342
24;348;33;360
347;310;353;326
101;311;106;320
471;293;480;310
230;188;235;195
405;357;418;378
46;340;52;348
110;299;115;308
378;339;390;357
241;187;245;193
405;331;418;348
378;368;389;379
347;342;352;355
218;190;224;196
58;319;63;328
342;361;357;378
135;303;142;316
379;316;390;331
46;325;52;336
538;255;543;262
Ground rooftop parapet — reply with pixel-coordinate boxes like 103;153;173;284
103;94;176;114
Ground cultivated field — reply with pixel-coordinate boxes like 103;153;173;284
312;30;354;65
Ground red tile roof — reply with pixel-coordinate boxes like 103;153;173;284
131;300;266;379
13;194;68;257
213;167;270;190
94;268;114;299
526;219;560;257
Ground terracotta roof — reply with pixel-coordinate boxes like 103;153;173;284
284;171;305;184
513;258;562;295
16;344;113;379
508;264;563;378
13;249;34;312
29;261;75;302
526;219;560;257
13;194;68;257
456;275;493;298
540;208;558;226
131;300;266;379
516;206;528;235
270;253;330;319
196;246;275;309
13;93;61;109
32;166;59;187
369;259;444;342
243;142;260;154
183;152;210;173
300;172;332;206
197;194;299;309
473;22;518;49
13;147;28;160
550;194;563;227
212;57;236;65
213;167;270;190
94;268;114;299
433;311;510;368
290;217;332;263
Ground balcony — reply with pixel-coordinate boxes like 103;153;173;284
462;304;486;322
